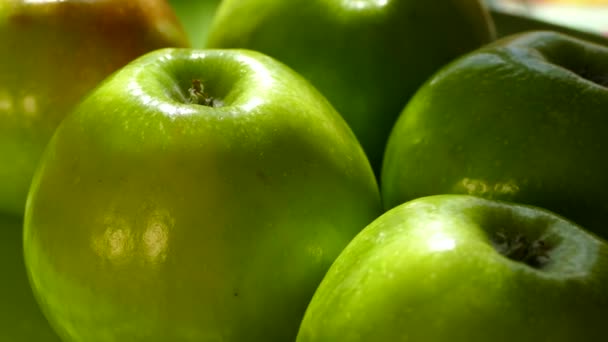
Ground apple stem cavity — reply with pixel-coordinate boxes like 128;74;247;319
491;231;551;269
187;79;223;107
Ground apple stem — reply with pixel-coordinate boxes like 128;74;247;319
492;231;551;269
188;79;221;107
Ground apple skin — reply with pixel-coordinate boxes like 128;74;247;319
0;214;61;341
167;0;222;48
0;0;189;217
382;31;608;239
206;0;495;174
297;195;608;342
24;48;382;341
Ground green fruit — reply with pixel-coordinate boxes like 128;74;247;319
490;8;608;46
206;0;495;174
382;31;608;238
24;48;382;341
167;0;222;48
0;214;60;341
297;195;608;342
0;0;188;217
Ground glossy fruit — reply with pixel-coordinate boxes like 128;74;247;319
383;31;608;238
0;214;60;341
167;0;222;48
206;0;495;174
0;0;188;217
24;48;382;342
297;195;608;341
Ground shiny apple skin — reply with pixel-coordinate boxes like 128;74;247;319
383;31;608;239
206;0;495;174
0;0;188;217
24;48;382;342
297;195;608;342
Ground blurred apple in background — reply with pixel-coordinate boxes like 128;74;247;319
167;0;222;48
382;31;608;239
207;0;496;175
0;214;60;341
0;0;188;217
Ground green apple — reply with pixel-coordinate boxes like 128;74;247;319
0;0;188;217
24;48;382;341
167;0;222;48
297;194;608;341
383;31;608;238
0;214;61;341
490;8;608;46
206;0;496;174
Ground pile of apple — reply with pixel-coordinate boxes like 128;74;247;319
2;0;608;341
